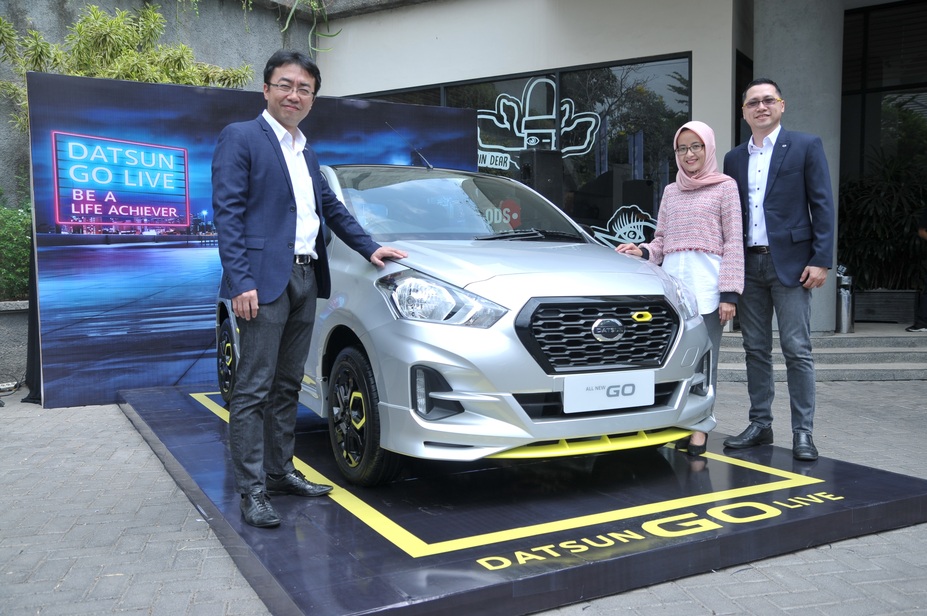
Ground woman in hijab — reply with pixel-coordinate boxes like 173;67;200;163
616;120;743;455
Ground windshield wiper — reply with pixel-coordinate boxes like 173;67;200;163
475;228;582;242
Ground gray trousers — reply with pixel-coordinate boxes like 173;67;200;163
738;252;816;434
228;263;318;494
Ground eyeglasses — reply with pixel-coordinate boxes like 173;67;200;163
743;96;783;109
267;82;314;98
675;143;704;155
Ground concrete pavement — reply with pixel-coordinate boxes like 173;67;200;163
1;320;926;614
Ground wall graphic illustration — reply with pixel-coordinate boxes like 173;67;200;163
27;72;477;408
588;205;658;248
476;77;600;172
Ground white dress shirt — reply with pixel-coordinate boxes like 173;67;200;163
262;109;320;257
663;251;722;315
746;124;782;248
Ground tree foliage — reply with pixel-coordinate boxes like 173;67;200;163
0;4;253;132
0;184;31;301
279;0;342;55
0;4;256;301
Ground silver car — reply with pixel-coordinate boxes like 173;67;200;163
216;165;715;486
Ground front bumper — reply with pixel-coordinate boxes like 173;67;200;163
363;313;715;461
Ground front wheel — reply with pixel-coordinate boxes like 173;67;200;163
217;317;237;404
327;347;402;486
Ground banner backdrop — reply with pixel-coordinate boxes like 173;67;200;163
26;72;477;408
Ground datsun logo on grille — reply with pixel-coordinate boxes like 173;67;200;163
592;318;626;342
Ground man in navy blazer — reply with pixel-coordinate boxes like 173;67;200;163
721;78;835;461
212;50;406;528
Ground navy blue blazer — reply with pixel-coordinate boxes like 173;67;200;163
212;115;380;303
723;128;835;287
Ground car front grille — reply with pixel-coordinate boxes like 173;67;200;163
514;296;680;374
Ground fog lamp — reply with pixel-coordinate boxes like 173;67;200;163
690;349;712;397
411;366;464;420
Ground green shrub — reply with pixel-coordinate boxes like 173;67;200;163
0;187;31;301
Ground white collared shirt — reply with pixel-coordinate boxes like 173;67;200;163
746;124;782;248
662;251;722;315
262;109;320;258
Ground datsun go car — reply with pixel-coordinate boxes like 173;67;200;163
216;164;715;486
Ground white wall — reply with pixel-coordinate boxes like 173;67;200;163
318;0;739;152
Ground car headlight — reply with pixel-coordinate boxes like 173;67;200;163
664;274;700;321
376;270;507;327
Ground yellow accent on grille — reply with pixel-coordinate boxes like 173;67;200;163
631;311;653;322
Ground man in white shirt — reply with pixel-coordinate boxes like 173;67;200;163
722;78;835;461
212;50;406;528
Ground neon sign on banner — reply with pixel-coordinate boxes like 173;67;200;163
52;131;190;228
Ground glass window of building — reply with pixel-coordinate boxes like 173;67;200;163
557;58;689;237
447;75;558;179
362;56;691;246
839;0;927;295
841;1;927;178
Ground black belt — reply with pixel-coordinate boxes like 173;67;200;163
747;245;770;254
294;254;313;264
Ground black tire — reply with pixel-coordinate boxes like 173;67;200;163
217;317;236;404
327;346;403;486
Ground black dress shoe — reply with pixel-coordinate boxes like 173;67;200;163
266;470;333;497
792;432;818;461
723;424;773;449
241;491;280;528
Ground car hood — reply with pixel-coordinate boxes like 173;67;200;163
389;240;671;303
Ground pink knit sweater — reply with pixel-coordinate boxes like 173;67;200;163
641;179;744;297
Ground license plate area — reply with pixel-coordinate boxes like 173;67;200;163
562;371;655;413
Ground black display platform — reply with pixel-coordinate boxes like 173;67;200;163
119;387;927;616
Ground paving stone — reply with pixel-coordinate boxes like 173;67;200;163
114;580;163;611
1;349;926;615
815;599;893;616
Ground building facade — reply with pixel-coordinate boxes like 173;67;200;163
3;0;924;330
316;0;923;332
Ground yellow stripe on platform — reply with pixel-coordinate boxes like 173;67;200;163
191;392;824;558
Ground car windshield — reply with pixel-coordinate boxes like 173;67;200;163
331;166;585;242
